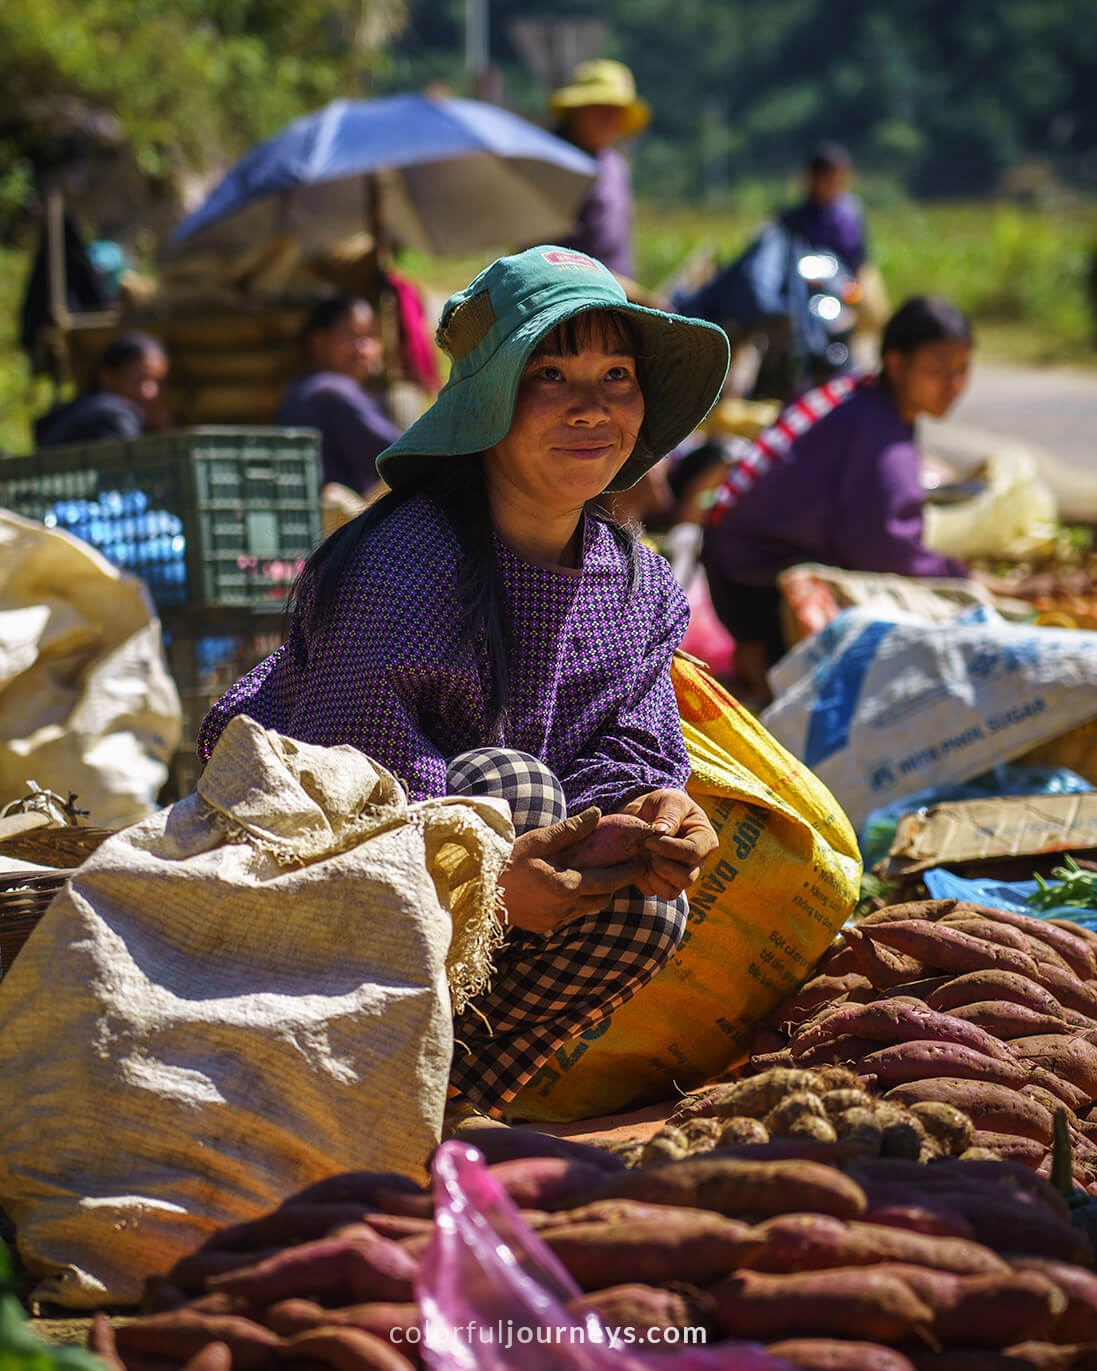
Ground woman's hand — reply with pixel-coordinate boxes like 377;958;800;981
497;807;647;937
619;788;717;900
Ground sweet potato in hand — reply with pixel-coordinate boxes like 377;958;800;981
563;813;654;869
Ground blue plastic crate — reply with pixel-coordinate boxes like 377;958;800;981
0;427;323;610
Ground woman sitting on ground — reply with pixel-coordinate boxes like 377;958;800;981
198;245;729;1120
276;294;401;496
701;295;973;702
36;332;169;447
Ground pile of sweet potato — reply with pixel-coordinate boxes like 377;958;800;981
86;1125;1097;1371
740;899;1097;1193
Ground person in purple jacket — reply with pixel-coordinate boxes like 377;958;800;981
549;60;651;281
782;142;867;275
701;296;973;702
276;294;401;495
198;245;729;1118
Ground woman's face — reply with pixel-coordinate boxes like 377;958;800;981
483;321;644;523
567;104;628;153
884;339;972;421
309;303;382;380
100;349;168;415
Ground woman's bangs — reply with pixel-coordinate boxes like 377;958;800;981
533;309;637;357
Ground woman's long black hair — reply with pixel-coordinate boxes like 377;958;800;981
290;309;647;738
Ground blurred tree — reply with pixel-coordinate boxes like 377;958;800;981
374;0;1097;201
0;0;407;233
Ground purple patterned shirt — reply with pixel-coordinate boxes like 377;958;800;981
197;494;691;813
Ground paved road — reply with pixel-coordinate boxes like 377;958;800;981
921;358;1097;519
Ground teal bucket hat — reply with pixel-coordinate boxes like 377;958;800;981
376;246;730;493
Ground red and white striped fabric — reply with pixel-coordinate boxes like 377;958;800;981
708;373;867;523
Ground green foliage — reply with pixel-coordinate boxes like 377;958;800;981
0;0;407;185
1028;855;1097;911
378;0;1097;201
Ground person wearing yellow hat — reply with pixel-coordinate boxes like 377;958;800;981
550;59;651;280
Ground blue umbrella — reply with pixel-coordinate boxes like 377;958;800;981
171;93;597;258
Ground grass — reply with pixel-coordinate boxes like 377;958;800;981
632;199;1097;364
1;196;1095;454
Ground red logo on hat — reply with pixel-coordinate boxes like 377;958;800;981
541;250;599;270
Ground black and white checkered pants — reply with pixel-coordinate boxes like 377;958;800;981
445;747;688;1115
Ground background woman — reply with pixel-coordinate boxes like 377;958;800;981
36;332;169;447
550;60;650;282
198;246;730;1119
701;295;973;701
275;294;401;495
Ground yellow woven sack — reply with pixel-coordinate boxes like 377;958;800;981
508;655;862;1123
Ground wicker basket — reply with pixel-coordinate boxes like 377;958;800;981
0;825;114;870
0;869;69;978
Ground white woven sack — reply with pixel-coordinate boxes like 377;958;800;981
0;714;512;1309
0;510;182;825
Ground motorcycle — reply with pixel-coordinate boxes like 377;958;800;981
670;219;861;402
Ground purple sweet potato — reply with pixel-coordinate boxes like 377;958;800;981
843;927;931;989
848;1184;1043;1244
541;1213;762;1289
966;906;1097;981
940;915;1033;953
207;1228;417;1304
707;1268;933;1342
790;1000;1015;1061
861;1206;975;1240
114;1312;281;1370
564;1282;717;1337
360;1215;435;1242
710;1138;870;1165
181;1347;233;1371
906;1349;1077;1371
858;1041;1029;1089
880;975;955;1002
857;900;959;926
565;813;652;869
792;1034;885;1067
199;1203;376;1253
866;922;1040;979
276;1326;415;1371
1027;1065;1090;1111
167;1247;283;1293
945;1198;1092;1265
285;1172;423;1207
871;1265;1064;1347
486;1156;613;1210
747;1213;1006;1275
451;1121;624;1171
948;1001;1067;1040
883;1078;1053;1144
1007;1259;1097;1343
1009;1034;1097;1099
862;1157;1071;1220
965;1131;1048;1168
1026;963;1097;1019
572;1156;868;1219
926;972;1065;1020
266;1299;420;1345
767;1339;918;1371
370;1188;434;1219
772;973;876;1026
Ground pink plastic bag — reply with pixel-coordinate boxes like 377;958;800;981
416;1140;795;1371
